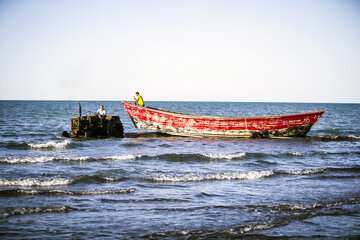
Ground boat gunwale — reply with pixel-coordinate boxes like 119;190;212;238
122;101;325;121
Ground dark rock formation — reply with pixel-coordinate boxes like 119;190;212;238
70;115;124;138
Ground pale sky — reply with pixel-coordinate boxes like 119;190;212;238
0;0;359;102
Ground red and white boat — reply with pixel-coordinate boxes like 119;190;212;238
123;101;324;138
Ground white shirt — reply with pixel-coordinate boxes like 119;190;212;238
97;108;106;116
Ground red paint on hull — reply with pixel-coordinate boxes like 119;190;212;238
122;102;324;138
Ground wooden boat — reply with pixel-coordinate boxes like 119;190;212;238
123;101;324;138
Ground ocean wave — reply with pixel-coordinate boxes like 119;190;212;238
100;155;141;160
144;196;360;239
0;188;135;197
248;195;360;214
287;152;304;156
0;156;57;164
0;206;75;218
0;155;140;164
100;197;188;204
0;178;71;187
149;170;274;182
71;175;120;184
148;167;338;183
0;174;125;187
158;143;173;148
139;152;247;161
29;139;72;150
0;152;246;165
121;142;142;147
276;168;326;175
2;150;358;165
0;139;78;151
275;166;360;177
0;141;31;150
327;166;360;173
149;195;360;214
144;222;275;239
0;166;346;187
255;150;360;159
309;175;360;180
204;152;247;159
145;210;354;239
311;135;360;142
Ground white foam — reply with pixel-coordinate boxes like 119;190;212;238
102;155;140;160
0;178;71;186
151;170;274;182
283;168;325;175
204;152;247;160
51;156;92;161
0;154;139;164
6;188;136;195
0;156;56;164
289;152;303;156
348;135;360;139
29;139;71;149
289;204;308;210
240;223;274;234
78;188;136;195
57;155;139;161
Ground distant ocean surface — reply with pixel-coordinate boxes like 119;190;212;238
0;101;359;239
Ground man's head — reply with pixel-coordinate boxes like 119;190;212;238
136;92;139;95
100;105;104;110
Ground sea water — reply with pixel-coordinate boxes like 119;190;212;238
0;101;359;239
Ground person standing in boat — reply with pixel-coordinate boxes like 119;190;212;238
134;92;145;107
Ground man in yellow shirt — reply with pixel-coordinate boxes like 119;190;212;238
134;92;145;107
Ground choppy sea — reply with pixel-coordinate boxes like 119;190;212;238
0;101;359;239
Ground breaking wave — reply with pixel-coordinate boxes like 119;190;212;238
0;156;57;164
141;151;359;162
276;168;326;175
0;206;75;218
0;139;75;150
147;166;358;183
0;178;71;187
0;155;140;164
287;152;304;156
28;139;72;149
100;155;141;161
1;166;357;186
0;188;135;197
0;175;125;187
204;152;247;159
142;152;247;161
0;152;246;164
149;170;274;182
2;150;360;165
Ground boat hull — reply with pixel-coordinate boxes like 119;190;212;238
122;102;324;138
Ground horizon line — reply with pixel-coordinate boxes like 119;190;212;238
0;99;359;104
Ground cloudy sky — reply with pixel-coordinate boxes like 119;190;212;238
0;0;359;102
